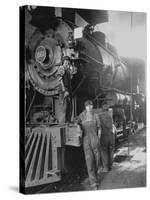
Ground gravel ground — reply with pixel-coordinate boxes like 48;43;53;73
98;128;146;190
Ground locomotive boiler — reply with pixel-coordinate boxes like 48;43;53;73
21;6;135;189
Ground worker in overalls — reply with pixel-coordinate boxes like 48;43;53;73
99;101;115;172
58;56;77;99
75;100;101;190
57;56;77;122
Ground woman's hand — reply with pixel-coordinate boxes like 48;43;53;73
98;128;101;139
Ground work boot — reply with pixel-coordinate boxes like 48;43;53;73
99;168;109;173
91;183;98;190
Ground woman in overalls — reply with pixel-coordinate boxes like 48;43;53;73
75;100;101;190
99;101;115;172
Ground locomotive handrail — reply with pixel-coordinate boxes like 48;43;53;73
93;87;136;103
80;51;104;66
101;87;136;96
72;74;87;96
26;90;36;121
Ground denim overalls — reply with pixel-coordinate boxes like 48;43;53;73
77;111;101;187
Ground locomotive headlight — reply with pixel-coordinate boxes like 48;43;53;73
73;27;83;39
35;46;47;64
35;43;54;69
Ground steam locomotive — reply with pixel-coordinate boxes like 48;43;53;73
20;6;145;190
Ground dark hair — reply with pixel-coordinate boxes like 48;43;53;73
84;100;93;107
63;56;71;62
101;100;107;106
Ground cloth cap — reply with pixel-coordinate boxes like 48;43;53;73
63;56;71;62
84;100;93;107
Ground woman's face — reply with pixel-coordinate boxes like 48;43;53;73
102;103;109;111
85;104;93;112
64;60;70;68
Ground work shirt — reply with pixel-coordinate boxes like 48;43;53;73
99;110;113;135
99;110;115;171
75;110;101;186
57;65;77;92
